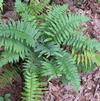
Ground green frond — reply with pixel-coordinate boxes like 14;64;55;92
0;20;39;67
42;60;60;80
55;49;80;91
15;0;34;21
0;37;29;56
72;49;96;72
23;56;43;101
0;51;20;68
35;41;60;57
24;54;38;72
15;0;28;13
65;34;100;71
47;4;68;20
64;34;99;51
42;49;80;91
0;20;38;47
44;13;89;44
23;71;42;101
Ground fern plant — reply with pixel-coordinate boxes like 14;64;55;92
41;4;100;72
15;0;50;21
0;3;100;101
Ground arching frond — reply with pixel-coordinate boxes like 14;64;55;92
42;49;80;91
22;56;43;101
0;20;39;67
55;49;80;91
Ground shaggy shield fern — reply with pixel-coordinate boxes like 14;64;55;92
0;3;100;101
41;4;100;72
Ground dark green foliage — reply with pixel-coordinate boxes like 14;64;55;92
0;93;11;101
